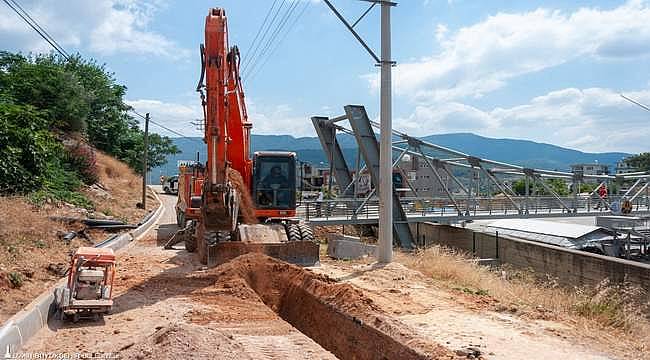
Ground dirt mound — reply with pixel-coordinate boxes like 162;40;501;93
199;253;455;360
227;168;257;224
119;323;252;360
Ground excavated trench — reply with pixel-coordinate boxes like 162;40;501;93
207;254;453;360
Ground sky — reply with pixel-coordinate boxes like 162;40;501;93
2;0;650;153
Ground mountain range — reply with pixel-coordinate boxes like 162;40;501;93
151;133;630;182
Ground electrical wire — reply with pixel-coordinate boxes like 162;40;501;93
241;0;287;73
244;0;300;79
246;0;311;83
2;0;70;60
241;0;279;68
129;109;204;145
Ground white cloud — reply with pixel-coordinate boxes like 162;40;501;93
394;87;650;153
248;102;315;137
366;1;650;102
435;24;448;42
0;0;188;59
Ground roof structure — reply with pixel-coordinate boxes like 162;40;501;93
485;218;613;249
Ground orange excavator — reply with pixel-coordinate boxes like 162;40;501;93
172;8;318;266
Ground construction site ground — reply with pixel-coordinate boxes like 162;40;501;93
0;151;157;325
21;189;630;359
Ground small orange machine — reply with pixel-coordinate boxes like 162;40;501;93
55;247;116;322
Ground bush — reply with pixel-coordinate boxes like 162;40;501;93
0;103;59;194
65;142;99;184
29;158;94;209
8;271;23;289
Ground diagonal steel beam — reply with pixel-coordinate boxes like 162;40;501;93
482;168;521;213
416;146;463;215
535;175;571;212
440;163;470;196
623;178;643;198
629;181;649;202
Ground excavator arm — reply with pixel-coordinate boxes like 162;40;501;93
196;8;252;233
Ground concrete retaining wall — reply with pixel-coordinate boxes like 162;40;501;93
0;187;164;355
326;234;377;260
409;222;650;293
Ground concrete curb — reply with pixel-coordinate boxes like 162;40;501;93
0;186;164;355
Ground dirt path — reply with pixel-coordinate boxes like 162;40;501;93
22;190;343;359
313;261;623;360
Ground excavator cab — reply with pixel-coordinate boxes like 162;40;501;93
252;152;297;218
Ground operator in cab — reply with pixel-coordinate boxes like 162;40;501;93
258;165;291;207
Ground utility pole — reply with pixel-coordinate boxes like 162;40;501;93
378;1;394;263
141;112;150;209
323;0;397;263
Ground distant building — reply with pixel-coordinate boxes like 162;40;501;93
570;163;609;183
300;163;329;190
615;158;638;175
399;156;456;197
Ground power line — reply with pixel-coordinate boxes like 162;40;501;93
246;0;311;83
241;0;287;74
2;0;70;60
621;94;650;113
129;109;203;144
8;0;70;58
245;0;300;77
150;119;203;143
244;0;300;79
241;0;279;67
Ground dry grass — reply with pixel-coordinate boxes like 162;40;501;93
0;197;88;322
396;246;650;343
89;150;157;222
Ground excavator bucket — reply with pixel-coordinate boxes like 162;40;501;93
206;224;320;267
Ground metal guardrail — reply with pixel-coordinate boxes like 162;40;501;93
299;195;650;224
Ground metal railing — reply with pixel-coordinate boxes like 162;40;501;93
299;194;650;223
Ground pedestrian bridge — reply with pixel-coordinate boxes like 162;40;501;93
301;195;650;226
306;105;650;248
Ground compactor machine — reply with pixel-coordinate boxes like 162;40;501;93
54;247;116;322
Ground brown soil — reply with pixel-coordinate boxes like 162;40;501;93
0;150;158;325
119;323;252;360
228;168;257;224
315;258;641;360
198;254;455;359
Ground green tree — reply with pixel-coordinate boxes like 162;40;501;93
0;51;179;178
0;52;89;131
117;132;180;175
0;103;59;193
626;153;650;172
511;178;569;196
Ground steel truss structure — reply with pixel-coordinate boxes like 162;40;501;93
309;105;650;248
